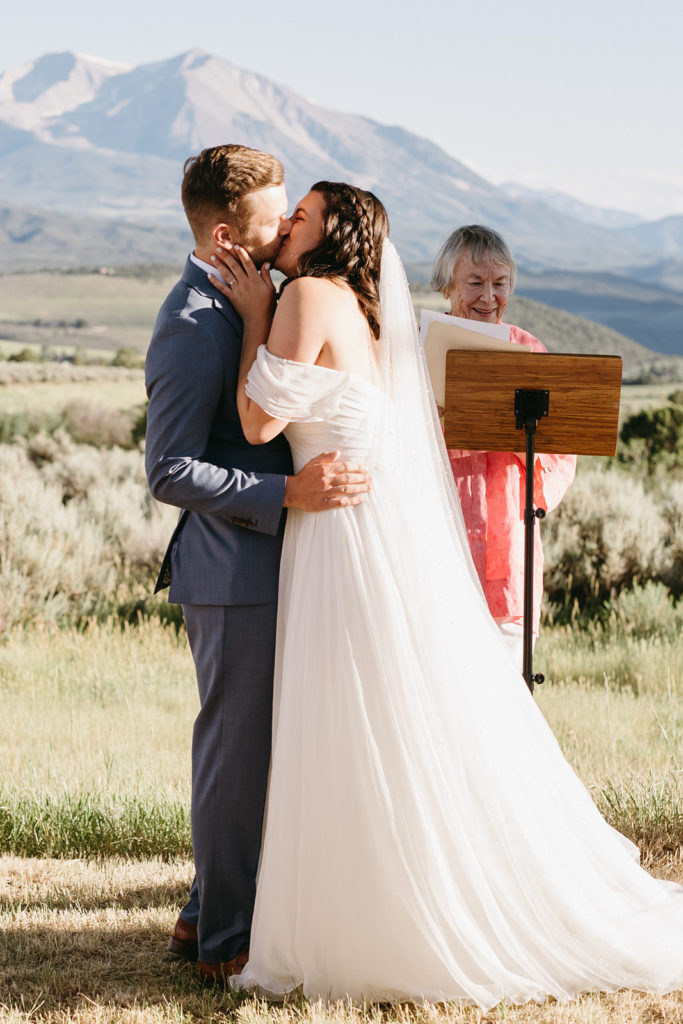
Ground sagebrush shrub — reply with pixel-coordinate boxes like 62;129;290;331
63;400;138;448
542;464;673;613
0;437;176;633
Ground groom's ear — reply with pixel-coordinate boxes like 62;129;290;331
212;222;235;247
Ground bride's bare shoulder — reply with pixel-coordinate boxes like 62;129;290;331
269;278;344;363
271;275;370;370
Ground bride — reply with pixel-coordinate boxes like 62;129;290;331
209;182;683;1007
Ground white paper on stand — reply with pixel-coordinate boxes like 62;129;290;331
419;310;525;408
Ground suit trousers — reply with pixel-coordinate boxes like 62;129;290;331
180;601;277;963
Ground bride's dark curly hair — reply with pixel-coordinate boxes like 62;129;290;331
295;182;389;339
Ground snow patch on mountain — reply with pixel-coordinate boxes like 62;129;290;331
0;52;130;132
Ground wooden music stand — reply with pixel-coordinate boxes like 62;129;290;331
444;349;622;693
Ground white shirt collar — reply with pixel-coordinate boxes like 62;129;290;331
190;251;226;285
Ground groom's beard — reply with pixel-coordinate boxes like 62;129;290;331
242;234;284;269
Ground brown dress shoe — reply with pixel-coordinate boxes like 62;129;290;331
168;915;199;962
198;950;249;985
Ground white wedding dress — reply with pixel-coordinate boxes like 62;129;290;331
235;246;683;1007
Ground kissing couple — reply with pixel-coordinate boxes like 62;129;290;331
145;144;683;1006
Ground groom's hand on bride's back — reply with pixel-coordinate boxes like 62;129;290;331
283;451;371;511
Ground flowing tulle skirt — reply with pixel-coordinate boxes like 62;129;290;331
237;461;683;1007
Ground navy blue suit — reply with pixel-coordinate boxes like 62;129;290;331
145;257;292;963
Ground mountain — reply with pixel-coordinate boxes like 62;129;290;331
505;296;662;369
630;259;683;295
513;270;683;357
0;49;663;269
0;51;129;125
500;183;645;230
618;216;683;260
0;48;681;358
0;202;191;271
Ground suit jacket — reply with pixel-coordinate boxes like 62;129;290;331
145;257;293;605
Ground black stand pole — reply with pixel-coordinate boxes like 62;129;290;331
515;389;549;694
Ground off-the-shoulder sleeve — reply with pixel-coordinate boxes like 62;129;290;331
245;346;347;421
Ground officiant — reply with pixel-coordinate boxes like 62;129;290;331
430;225;576;668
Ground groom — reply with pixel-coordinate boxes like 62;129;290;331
145;144;370;983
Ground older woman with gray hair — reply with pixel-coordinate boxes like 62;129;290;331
431;225;576;668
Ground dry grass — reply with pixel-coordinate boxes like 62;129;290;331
0;372;145;415
0;620;194;796
1;856;683;1024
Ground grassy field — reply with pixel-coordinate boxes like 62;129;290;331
0;359;671;423
0;617;682;859
0;620;194;805
0;270;179;354
1;370;682;1021
0;373;146;414
1;618;683;1022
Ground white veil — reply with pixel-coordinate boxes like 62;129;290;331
375;239;488;605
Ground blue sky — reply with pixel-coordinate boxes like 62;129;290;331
4;0;682;219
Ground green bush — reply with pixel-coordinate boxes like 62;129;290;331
111;345;145;369
72;346;98;365
0;401;141;449
63;400;137;448
543;465;668;615
601;580;683;640
0;409;65;444
7;346;39;362
542;461;683;618
618;405;683;475
131;402;148;446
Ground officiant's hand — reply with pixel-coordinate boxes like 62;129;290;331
209;244;276;325
284;451;371;511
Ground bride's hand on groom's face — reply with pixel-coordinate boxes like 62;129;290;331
209;244;276;323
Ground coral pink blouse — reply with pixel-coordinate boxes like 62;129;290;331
447;326;576;633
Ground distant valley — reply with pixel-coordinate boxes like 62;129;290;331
513;271;683;358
